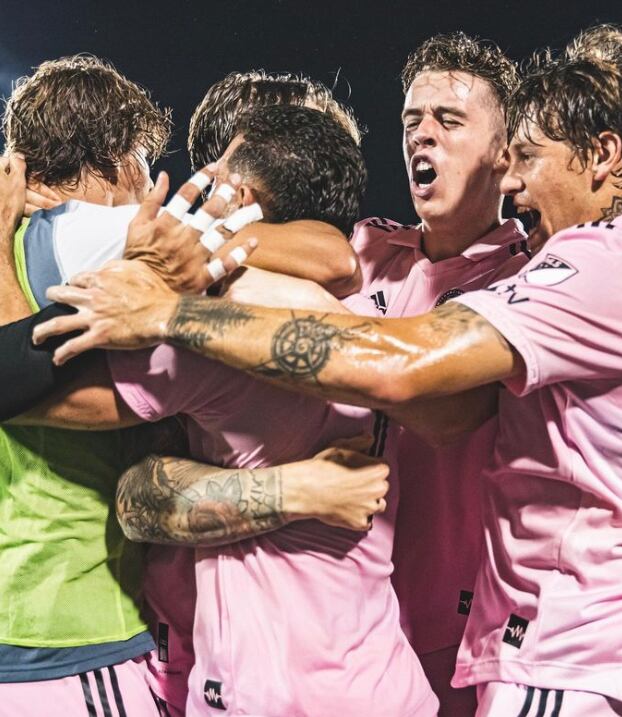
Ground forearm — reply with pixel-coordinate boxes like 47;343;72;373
164;297;519;408
0;304;89;420
0;226;30;323
217;220;361;297
116;454;295;546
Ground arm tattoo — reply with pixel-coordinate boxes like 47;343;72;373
599;196;622;223
116;454;285;546
254;311;373;383
167;295;256;351
427;302;512;351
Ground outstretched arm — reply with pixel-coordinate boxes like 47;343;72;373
117;443;389;545
36;263;521;411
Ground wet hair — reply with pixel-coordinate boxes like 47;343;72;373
188;70;361;170
401;31;518;108
507;53;622;169
3;54;171;187
564;23;622;66
228;104;366;235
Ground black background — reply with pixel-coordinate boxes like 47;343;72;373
1;0;620;223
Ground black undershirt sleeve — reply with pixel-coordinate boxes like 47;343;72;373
0;303;96;420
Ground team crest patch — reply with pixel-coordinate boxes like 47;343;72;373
502;614;529;648
204;679;226;710
435;288;465;306
521;254;578;286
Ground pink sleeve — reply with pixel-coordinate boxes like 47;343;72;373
454;226;622;395
107;345;228;421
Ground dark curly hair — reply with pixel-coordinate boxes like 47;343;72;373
228;105;366;235
507;53;622;169
401;31;518;108
3;54;171;187
188;70;361;171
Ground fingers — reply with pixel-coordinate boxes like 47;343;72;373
204;238;258;285
133;171;170;224
52;331;100;365
32;312;89;345
25;189;61;212
8;153;26;179
164;169;212;220
27;180;62;203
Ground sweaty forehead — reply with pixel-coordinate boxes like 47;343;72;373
404;70;494;112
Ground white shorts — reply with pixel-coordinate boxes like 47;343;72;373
476;682;622;717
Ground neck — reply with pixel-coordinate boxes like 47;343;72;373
596;191;622;223
420;203;503;262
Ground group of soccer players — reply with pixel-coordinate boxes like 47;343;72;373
0;22;621;717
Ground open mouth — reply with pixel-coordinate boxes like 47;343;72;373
412;158;438;188
517;207;541;237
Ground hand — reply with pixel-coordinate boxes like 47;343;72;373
283;438;389;532
221;266;347;312
123;168;261;293
0;154;27;240
24;180;63;216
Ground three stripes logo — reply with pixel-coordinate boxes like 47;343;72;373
370;290;388;315
204;679;227;710
158;622;169;663
503;613;529;648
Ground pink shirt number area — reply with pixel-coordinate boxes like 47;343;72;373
453;218;622;700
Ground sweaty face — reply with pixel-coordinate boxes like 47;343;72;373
501;121;594;250
402;70;505;228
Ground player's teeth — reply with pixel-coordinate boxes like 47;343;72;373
417;161;432;171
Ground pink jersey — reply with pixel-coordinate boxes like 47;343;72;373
452;218;622;699
109;348;438;717
344;216;529;654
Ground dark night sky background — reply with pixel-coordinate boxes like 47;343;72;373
1;0;621;223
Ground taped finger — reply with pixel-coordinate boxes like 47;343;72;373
165;194;192;221
222;203;263;233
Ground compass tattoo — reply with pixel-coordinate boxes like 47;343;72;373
255;312;373;382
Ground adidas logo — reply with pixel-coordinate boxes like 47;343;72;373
370;290;388;314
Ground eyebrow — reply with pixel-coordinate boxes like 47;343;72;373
401;105;468;122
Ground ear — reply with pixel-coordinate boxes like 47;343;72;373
592;131;622;183
237;183;258;208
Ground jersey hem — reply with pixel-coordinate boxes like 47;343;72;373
0;624;150;649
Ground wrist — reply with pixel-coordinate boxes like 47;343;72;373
279;459;319;523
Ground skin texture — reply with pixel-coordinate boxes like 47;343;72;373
502;121;622;252
116;442;390;544
402;70;507;261
0;155;30;323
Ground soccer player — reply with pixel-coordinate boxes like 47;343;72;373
45;50;622;716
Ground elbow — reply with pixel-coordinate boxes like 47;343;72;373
364;372;421;409
323;254;363;298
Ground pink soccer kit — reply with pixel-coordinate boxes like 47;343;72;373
343;216;529;712
109;346;438;717
452;218;622;705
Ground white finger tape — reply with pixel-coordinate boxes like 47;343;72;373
214;184;236;203
223;203;263;233
229;246;249;265
189;208;216;233
165;194;191;220
200;221;226;252
206;258;226;281
188;171;211;191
